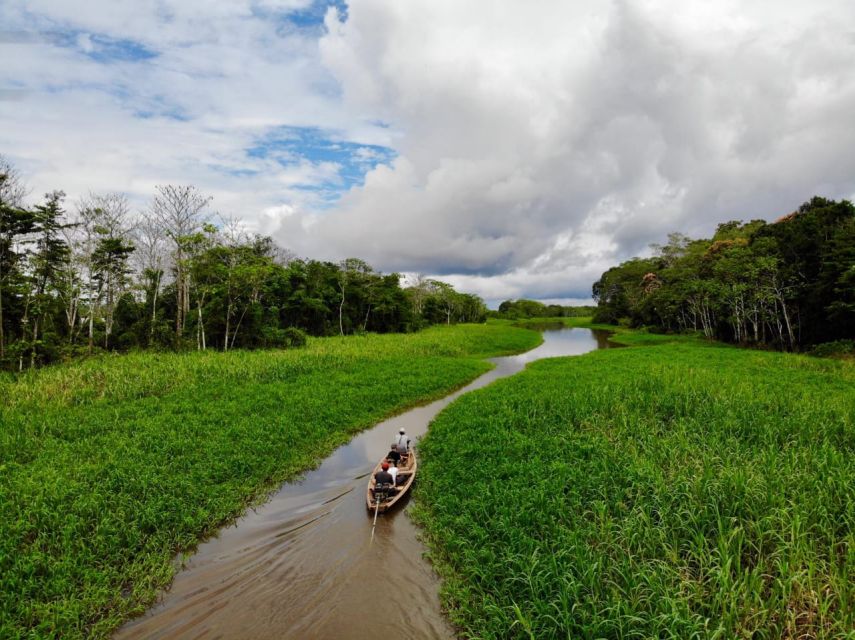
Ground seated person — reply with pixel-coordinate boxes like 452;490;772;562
374;462;395;494
386;442;402;466
397;443;410;465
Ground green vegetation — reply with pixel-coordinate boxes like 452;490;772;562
0;323;540;638
593;196;855;350
508;316;595;330
507;316;699;347
490;299;596;320
415;337;855;639
0;162;489;371
810;340;855;361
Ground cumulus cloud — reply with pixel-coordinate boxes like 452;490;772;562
0;0;389;233
277;0;855;302
2;0;855;304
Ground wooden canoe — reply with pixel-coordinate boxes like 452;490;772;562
366;448;417;513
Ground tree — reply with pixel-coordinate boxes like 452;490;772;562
185;223;220;350
24;191;70;368
823;216;855;333
91;235;135;348
0;155;27;207
496;299;547;319
133;215;167;346
592;198;855;349
406;274;431;317
337;258;374;335
0;160;34;360
57;223;85;345
457;293;487;323
592;257;660;325
0;162;497;368
74;193;135;352
149;185;211;338
430;280;458;325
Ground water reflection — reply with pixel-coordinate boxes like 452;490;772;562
504;327;621;365
116;328;618;640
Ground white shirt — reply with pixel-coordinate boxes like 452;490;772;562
388;467;398;485
395;433;409;450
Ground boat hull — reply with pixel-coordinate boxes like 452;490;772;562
366;449;417;513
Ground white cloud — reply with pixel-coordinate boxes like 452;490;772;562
264;0;855;302
0;0;390;230
2;0;855;304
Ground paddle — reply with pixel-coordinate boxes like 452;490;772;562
370;484;384;542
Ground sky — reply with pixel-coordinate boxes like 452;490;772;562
2;0;855;307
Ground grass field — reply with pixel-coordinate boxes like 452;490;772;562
0;323;540;639
415;338;855;639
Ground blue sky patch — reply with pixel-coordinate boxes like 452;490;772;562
287;0;348;27
254;0;348;36
248;126;396;202
50;30;158;63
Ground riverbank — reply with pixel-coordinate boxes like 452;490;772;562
115;325;615;640
508;315;705;347
414;331;855;638
0;323;541;639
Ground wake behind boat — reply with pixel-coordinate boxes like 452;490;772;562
366;448;417;513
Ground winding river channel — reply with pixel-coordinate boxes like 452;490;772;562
116;327;619;640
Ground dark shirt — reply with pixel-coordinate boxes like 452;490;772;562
386;449;402;464
374;470;394;486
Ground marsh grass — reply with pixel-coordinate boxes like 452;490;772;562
0;323;540;638
415;341;855;639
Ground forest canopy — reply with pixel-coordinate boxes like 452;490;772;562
592;197;855;349
0;158;486;370
491;299;595;319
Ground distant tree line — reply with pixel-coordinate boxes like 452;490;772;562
0;157;486;370
490;299;596;319
592;197;855;350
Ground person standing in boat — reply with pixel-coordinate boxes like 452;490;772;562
394;428;410;452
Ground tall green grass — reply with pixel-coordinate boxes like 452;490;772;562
415;342;855;639
0;323;540;638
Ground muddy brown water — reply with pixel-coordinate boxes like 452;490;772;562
116;328;619;640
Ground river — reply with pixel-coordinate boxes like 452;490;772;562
116;327;619;640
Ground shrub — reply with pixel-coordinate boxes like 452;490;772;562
282;327;307;348
810;339;855;358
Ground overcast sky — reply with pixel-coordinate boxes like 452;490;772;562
2;0;854;306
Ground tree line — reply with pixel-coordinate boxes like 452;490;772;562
0;157;486;370
490;299;595;320
592;196;855;350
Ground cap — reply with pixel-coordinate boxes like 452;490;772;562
381;462;390;470
399;428;405;434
